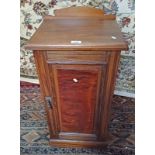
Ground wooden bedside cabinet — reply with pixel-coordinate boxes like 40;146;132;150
25;7;128;148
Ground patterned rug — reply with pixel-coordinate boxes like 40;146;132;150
20;82;135;155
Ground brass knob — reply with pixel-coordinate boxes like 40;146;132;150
73;78;78;83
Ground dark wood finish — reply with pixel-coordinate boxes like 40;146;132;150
59;132;97;141
33;51;61;139
50;139;108;148
98;52;121;139
52;65;101;133
49;132;115;148
24;6;128;51
25;19;127;50
25;7;128;148
53;6;116;19
46;51;109;64
54;6;105;17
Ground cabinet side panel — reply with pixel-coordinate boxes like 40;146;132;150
33;51;60;138
54;66;100;134
99;52;121;139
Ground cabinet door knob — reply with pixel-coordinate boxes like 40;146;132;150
73;78;78;83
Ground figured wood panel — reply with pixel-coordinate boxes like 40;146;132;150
52;65;102;134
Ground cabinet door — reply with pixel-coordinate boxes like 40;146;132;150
48;64;106;140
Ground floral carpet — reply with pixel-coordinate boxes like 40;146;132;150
20;82;135;155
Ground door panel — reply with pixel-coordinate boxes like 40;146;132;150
51;65;102;134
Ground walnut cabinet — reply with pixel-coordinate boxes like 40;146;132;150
25;7;128;147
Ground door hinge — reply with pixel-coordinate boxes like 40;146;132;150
45;96;53;109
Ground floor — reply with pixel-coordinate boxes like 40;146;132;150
20;82;135;155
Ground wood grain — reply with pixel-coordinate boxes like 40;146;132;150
52;65;101;134
46;51;109;64
54;6;105;17
50;139;108;148
59;132;97;141
24;7;128;51
99;52;121;139
33;51;60;138
26;7;127;148
25;19;127;51
46;6;115;20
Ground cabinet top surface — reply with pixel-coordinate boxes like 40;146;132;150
25;8;128;51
